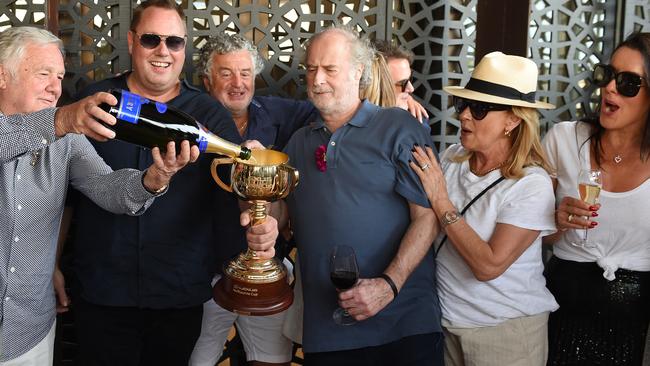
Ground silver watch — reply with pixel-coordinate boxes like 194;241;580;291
440;210;461;228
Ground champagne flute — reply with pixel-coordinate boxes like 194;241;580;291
329;245;359;326
571;169;602;248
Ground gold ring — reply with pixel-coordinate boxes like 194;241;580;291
420;163;429;171
567;214;574;223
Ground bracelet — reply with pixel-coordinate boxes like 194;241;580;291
379;273;399;300
141;172;168;195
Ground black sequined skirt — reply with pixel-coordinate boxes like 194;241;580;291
545;256;650;366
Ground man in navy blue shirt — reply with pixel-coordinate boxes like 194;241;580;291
279;25;444;366
59;1;278;365
189;33;317;366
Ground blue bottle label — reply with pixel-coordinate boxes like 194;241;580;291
155;102;167;114
117;90;147;124
195;123;209;153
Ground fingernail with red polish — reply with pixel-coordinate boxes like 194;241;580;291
589;205;598;211
590;221;598;227
591;212;598;217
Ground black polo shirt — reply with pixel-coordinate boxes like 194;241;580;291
70;74;241;308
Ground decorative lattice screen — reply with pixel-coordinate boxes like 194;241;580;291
1;0;648;148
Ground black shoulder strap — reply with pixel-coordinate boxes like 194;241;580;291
435;175;506;256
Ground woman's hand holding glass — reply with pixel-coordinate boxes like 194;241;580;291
556;195;600;248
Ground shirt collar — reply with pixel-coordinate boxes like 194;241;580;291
310;99;378;130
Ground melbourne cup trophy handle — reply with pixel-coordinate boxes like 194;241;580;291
210;157;234;193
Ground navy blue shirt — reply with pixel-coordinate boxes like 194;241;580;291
70;74;242;308
212;96;317;273
284;101;442;353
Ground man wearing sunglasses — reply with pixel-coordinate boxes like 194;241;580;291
373;40;429;124
0;26;196;366
58;1;279;365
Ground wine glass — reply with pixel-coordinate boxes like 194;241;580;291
571;169;602;248
329;245;359;326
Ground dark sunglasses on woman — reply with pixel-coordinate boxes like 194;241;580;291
453;96;510;120
133;32;187;52
593;63;647;97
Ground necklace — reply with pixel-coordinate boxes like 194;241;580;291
470;160;506;176
237;120;249;136
613;154;622;164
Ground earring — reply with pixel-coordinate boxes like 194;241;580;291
504;129;512;137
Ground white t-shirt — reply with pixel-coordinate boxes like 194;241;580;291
437;144;558;328
542;121;650;280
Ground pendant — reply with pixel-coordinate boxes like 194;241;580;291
613;155;622;164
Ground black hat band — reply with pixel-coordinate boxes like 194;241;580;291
465;78;536;103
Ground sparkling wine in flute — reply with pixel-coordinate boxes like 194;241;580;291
99;89;251;160
579;183;601;204
571;169;602;248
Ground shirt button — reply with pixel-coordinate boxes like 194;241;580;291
17;204;22;210
14;236;19;242
16;174;21;180
41;138;48;144
10;267;15;273
330;141;336;146
5;297;10;302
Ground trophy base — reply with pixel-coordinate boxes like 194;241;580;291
213;274;293;316
213;252;293;316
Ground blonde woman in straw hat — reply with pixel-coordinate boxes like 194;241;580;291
542;32;650;366
410;52;558;366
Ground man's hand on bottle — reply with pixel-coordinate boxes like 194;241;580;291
241;213;278;259
142;140;200;193
242;139;265;150
54;91;118;141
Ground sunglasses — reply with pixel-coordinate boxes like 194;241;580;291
453;96;511;120
395;76;413;92
133;32;187;52
593;63;646;97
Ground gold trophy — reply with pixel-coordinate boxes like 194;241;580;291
210;149;299;316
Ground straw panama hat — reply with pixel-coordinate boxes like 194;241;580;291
444;51;556;109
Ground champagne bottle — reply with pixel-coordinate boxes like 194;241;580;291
98;89;251;160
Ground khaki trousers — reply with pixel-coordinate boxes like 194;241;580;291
444;312;549;366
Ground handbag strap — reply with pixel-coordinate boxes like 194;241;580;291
435;175;506;256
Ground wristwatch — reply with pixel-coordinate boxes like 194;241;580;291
440;210;461;228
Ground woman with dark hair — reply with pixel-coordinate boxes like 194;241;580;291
542;32;650;365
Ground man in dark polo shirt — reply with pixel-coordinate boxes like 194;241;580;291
280;25;444;365
61;1;278;365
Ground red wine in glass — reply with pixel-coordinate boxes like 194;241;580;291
330;270;358;290
330;245;359;325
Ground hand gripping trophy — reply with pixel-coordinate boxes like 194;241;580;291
211;149;299;315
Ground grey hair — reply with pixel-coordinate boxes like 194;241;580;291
303;23;374;89
198;33;265;82
0;26;64;77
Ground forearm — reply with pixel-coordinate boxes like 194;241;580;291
383;204;437;290
432;198;506;280
75;169;155;215
0;109;57;163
